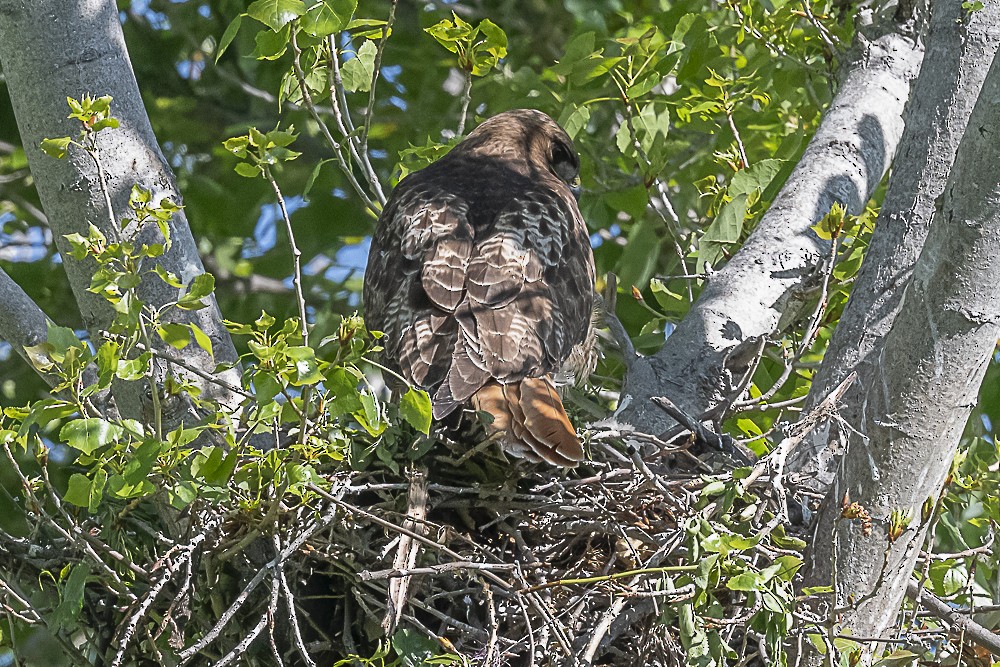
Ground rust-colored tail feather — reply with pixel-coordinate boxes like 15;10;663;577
471;377;583;467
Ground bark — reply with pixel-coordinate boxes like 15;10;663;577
789;0;1000;492
0;267;59;385
615;18;924;436
0;0;242;420
801;45;1000;662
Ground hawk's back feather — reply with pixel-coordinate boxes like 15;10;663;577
364;109;595;466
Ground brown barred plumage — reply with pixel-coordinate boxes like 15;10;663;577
364;109;596;466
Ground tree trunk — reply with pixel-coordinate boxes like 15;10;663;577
615;16;924;437
0;0;242;420
790;0;1000;495
801;42;1000;663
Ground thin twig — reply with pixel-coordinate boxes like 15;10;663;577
457;69;473;136
289;29;378;213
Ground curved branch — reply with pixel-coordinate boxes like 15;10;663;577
0;0;244;421
616;17;924;437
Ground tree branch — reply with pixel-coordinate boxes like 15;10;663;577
0;0;244;422
802;30;1000;658
0;267;61;387
790;0;1000;491
615;13;924;436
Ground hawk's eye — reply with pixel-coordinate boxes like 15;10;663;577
550;138;580;184
568;175;582;201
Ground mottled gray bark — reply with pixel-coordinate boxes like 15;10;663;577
789;0;1000;493
616;21;924;437
0;267;59;385
0;0;242;419
801;44;1000;661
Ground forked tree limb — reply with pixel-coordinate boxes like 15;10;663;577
615;12;924;437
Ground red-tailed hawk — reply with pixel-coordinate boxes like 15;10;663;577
364;109;596;466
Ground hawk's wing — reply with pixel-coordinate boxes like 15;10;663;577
365;183;594;414
435;191;595;417
364;173;594;466
364;187;471;393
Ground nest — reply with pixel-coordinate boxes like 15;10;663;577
253;433;764;667
0;418;800;667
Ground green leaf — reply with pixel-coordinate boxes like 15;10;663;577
51;564;91;632
340;39;377;92
700;480;726;497
728;158;784;196
473;18;508;74
247;0;305;31
91;117;119;132
40;136;73;159
187;273;217;299
95;341;120;387
560;105;591;140
189;323;214;358
392;628;438;667
400;388;433;435
615;216;660;289
61;418;123;455
117;353;150;381
216;13;244;63
301;0;356;37
253;370;282;403
234;162;263;178
355;391;387;436
698;193;748;272
157;323;191;350
253;22;291;60
153;264;183;288
425;15;471;53
178;273;215;310
223;135;250;157
874;650;923;667
204;449;238;486
63;473;94;507
304;158;333;197
649;278;686;314
726;571;762;591
325;367;362;416
811;202;847;241
47;323;84;358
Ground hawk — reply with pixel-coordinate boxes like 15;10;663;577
364;109;596;466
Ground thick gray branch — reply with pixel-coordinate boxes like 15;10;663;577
790;0;1000;490
616;22;923;436
0;0;243;419
0;267;60;385
802;41;1000;659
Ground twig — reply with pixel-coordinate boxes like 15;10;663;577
275;535;318;667
456;69;473;136
176;501;343;664
111;537;202;667
653;396;754;464
521;565;697;593
289;29;378;213
601;273;637;366
262;167;308;347
726;106;749;169
213;574;278;667
382;464;428;635
907;580;1000;657
129;340;252;399
358;0;396;206
360;561;518;581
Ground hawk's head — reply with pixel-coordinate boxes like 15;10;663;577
455;109;581;197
